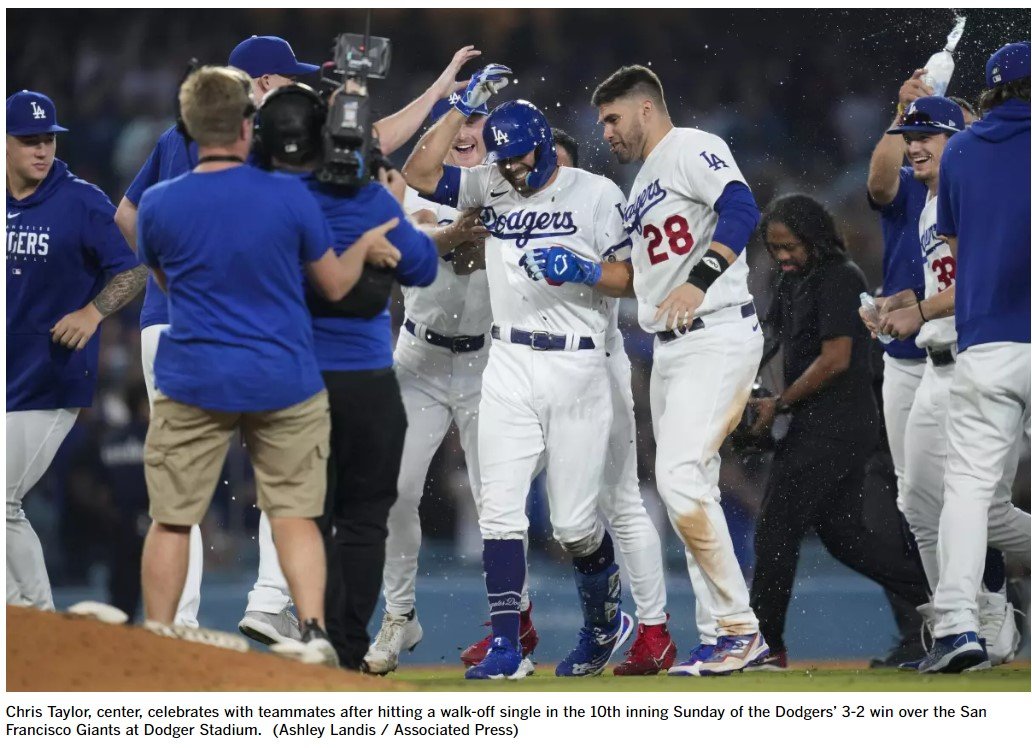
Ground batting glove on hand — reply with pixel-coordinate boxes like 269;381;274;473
456;64;512;117
519;248;547;281
543;247;602;286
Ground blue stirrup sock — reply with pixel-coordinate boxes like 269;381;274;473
483;538;525;649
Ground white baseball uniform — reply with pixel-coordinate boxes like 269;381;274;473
456;164;623;550
625;127;762;638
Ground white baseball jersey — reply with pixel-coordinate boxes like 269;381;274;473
457;165;631;335
915;193;957;350
401;187;492;337
624;127;753;333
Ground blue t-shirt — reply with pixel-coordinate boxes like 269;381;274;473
305;178;437;371
7;159;140;411
137;166;333;411
125;125;199;329
938;100;1031;351
867;167;927;360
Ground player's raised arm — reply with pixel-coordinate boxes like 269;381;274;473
373;45;480;156
868;69;933;205
402;64;510;194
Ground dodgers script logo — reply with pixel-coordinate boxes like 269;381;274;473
480;206;577;248
623;179;667;234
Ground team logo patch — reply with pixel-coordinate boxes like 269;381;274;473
700;150;729;171
30;101;46;120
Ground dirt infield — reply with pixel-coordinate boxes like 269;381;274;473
6;606;410;692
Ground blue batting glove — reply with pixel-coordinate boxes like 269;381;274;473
456;64;512;117
519;248;548;281
543;247;602;286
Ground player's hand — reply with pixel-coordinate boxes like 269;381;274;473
879;304;922;341
457;64;511;117
378;167;407;206
880;289;917;314
899;69;934;109
519;248;548;281
430;45;482;100
654;282;705;331
357;217;402;269
51;304;103;350
747;397;777;437
447;208;490;247
541;247;602;285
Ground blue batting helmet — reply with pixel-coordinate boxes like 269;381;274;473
483;100;558;190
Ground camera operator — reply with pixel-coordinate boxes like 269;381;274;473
744;194;928;669
135;66;399;666
256;82;438;671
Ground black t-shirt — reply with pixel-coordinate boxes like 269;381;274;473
767;256;879;444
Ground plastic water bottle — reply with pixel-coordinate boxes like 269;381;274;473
860;292;893;345
922;16;966;97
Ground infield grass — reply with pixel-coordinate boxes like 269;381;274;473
386;662;1030;692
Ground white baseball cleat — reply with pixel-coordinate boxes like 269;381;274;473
978;591;1021;666
66;601;129;625
363;609;423;675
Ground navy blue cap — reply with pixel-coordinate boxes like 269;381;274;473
887;96;964;135
6;90;69;136
986;41;1030;87
228;36;320;78
429;92;488;124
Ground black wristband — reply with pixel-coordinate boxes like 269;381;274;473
686;249;730;292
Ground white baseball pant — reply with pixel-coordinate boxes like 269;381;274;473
934;342;1032;636
882;354;926;507
381;327;489;616
477;339;612;552
141;322;203;627
651;307;763;638
6;408;79;610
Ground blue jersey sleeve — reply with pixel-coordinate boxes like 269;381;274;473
125;139;164;207
80;184;140;276
712;181;760;254
135;190;160;267
937;146;957;238
423;165;462;208
867;167;914;216
371;185;438;288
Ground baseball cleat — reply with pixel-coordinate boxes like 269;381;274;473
917;631;990;673
978;591;1021;666
238;608;302;646
613;616;677;675
363;609;423;675
748;649;788;671
270;620;339;668
555;610;634;677
461;604;539;666
66;601;129;625
669;632;769;676
869;637;926;669
464;636;529;680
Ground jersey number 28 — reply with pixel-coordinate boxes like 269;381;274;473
644;215;694;265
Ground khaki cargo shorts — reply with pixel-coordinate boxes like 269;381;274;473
145;390;330;526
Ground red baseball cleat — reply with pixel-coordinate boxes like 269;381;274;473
461;604;539;666
613;617;677;675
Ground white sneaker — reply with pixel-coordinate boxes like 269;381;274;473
67;601;129;625
238;609;302;646
271;625;339;668
363;609;423;675
978;591;1020;666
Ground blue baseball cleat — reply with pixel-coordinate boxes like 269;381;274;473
556;611;634;677
669;632;769;676
464;636;532;680
917;631;990;674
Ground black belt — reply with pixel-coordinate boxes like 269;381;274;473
404;319;485;353
928;348;955;367
491;325;596;351
656;302;756;343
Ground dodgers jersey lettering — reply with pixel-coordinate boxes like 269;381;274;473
624;128;753;333
915;193;957;350
455;165;630;335
402;187;492;336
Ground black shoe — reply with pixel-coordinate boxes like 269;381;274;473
869;638;925;668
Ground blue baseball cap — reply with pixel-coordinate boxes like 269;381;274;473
429;92;488;123
887;96;964;135
228;36;320;78
986;41;1030;87
6;90;69;136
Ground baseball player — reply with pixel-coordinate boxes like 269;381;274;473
882;44;1031;672
874;96;1021;668
404;67;636;680
591;65;769;675
7;90;147;610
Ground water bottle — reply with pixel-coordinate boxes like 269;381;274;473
921;16;966;97
860;292;893;345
